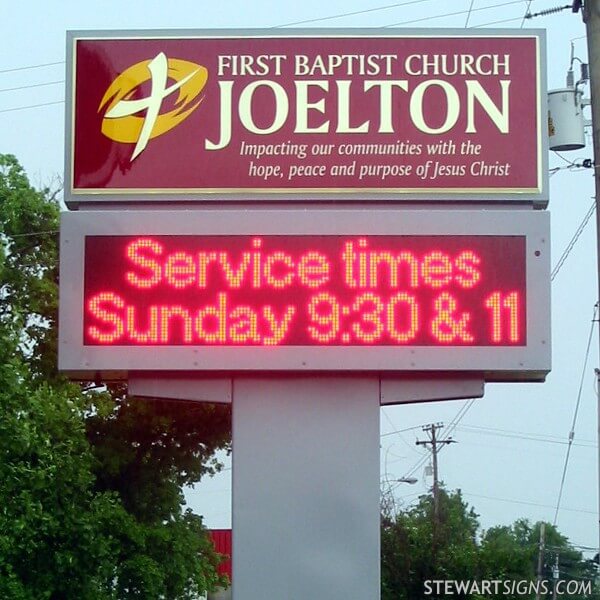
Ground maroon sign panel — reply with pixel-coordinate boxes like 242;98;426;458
83;234;526;347
67;31;544;202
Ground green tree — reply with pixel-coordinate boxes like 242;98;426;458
381;487;479;600
86;392;231;598
0;333;122;599
0;154;59;376
479;520;597;599
478;522;535;584
0;154;230;598
381;486;598;600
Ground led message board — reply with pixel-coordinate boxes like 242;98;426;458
65;29;547;206
84;235;525;347
59;210;550;380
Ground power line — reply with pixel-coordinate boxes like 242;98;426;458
464;491;596;516
0;60;64;74
465;0;477;27
381;408;402;494
381;421;425;502
551;200;596;281
272;0;434;27
380;419;423;500
403;439;433;479
0;100;63;114
441;399;475;445
0;80;63;94
521;0;534;27
5;229;59;238
550;161;593;177
401;400;476;479
564;543;599;551
553;302;599;526
457;424;597;448
459;423;594;443
392;492;598;531
381;407;396;432
554;150;582;167
381;424;425;438
471;15;525;27
383;0;532;27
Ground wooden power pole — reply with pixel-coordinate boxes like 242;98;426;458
583;0;600;565
416;423;456;533
536;522;546;600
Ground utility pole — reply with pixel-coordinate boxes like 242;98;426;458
536;522;546;600
416;423;456;533
552;552;560;600
582;0;600;565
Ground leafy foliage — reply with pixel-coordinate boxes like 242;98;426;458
0;154;60;377
381;488;479;600
382;487;598;600
0;154;231;598
0;348;122;599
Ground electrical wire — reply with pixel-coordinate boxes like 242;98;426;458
272;0;434;27
458;431;596;451
465;491;596;516
401;401;475;479
554;150;580;167
3;229;59;238
551;200;596;282
457;423;597;447
521;0;534;27
381;410;400;494
0;100;63;114
0;80;63;94
458;424;568;443
465;0;477;27
381;424;425;438
561;543;599;551
383;0;532;27
381;407;396;432
550;162;592;177
400;436;431;479
383;448;413;464
380;418;423;498
471;15;525;27
396;433;424;457
553;303;599;526
438;398;476;450
0;61;64;74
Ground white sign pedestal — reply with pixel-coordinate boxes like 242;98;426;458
232;377;381;600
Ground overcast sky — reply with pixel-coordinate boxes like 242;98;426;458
2;0;598;556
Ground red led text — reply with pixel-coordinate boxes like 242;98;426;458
84;235;526;346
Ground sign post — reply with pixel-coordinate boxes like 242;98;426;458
60;28;550;599
233;377;380;599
